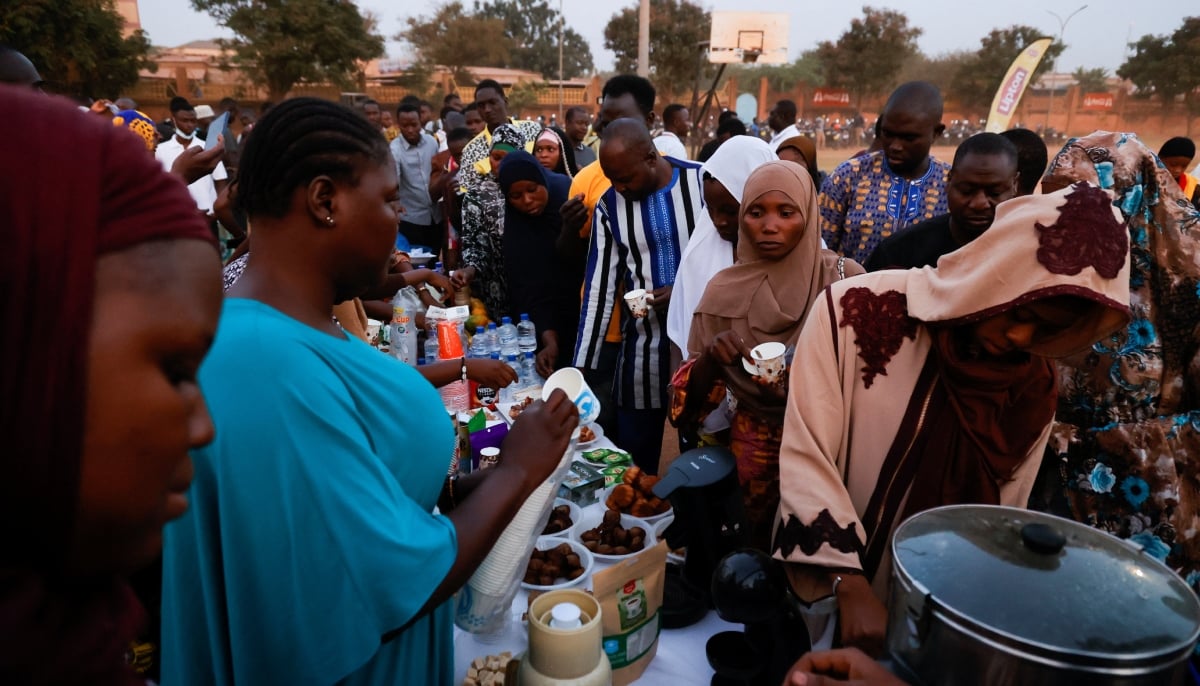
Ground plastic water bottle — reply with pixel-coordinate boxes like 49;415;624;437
468;327;497;406
500;353;522;402
486;322;500;356
517;313;537;355
390;288;419;366
423;321;439;366
521;351;539;389
468;326;489;358
498;316;520;358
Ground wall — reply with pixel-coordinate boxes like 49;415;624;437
742;77;1198;142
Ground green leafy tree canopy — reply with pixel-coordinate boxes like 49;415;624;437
814;7;922;108
1118;16;1200;129
192;0;384;102
729;50;825;94
603;0;712;99
950;25;1063;117
0;0;153;97
398;2;510;84
896;50;973;97
474;0;594;79
1072;67;1110;93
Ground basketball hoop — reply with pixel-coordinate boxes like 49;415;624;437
741;49;763;64
708;12;788;65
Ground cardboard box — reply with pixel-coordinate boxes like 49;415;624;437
558;461;605;506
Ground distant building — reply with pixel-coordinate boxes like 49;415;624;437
117;0;141;37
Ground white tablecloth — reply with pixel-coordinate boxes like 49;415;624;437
452;429;740;683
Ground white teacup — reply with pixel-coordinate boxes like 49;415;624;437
542;367;602;425
365;318;382;344
751;342;787;384
624;288;652;318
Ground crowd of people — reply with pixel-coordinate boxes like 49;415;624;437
4;39;1200;684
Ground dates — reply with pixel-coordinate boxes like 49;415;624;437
541;504;575;535
580;508;647;556
523;541;586;586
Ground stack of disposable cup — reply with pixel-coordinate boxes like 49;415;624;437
454;434;578;637
436;320;470;412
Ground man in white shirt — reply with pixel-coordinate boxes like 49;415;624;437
154;99;228;217
768;99;801;149
653;103;689;159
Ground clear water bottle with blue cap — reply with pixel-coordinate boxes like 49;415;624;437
498;316;519;358
500;353;522;402
486;321;500;356
517;313;537;355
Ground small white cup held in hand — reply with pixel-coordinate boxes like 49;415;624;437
751;341;786;384
542;367;601;425
365;319;382;343
624;288;652;318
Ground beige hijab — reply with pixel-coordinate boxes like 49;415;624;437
690;161;862;417
691;160;861;353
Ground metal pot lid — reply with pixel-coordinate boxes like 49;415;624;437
892;505;1200;658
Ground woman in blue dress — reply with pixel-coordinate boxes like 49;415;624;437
161;97;578;684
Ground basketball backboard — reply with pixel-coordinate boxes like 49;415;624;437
709;12;789;64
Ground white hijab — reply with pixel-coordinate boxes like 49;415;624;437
667;136;776;352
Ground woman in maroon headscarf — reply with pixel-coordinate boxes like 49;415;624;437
0;86;222;682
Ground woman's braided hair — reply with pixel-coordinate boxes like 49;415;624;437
235;96;390;218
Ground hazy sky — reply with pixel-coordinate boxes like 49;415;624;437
140;1;1191;75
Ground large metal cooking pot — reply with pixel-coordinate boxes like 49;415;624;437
887;505;1200;685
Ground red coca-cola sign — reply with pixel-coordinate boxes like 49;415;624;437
812;88;850;107
1082;93;1113;111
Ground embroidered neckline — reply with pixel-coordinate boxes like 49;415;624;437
1035;181;1127;278
839;287;918;388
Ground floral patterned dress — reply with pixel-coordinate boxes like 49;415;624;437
459;176;510;320
1031;132;1200;599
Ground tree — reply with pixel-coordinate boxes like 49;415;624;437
399;2;510;84
0;0;153;97
1119;17;1200;134
896;50;973;97
950;25;1064;117
474;0;594;79
603;0;711;99
1072;67;1110;93
814;7;922;109
730;50;825;94
506;80;545;116
192;0;384;102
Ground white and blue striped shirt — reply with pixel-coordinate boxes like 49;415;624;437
573;158;705;409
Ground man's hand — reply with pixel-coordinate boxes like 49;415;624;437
89;99;115;116
535;331;560;378
170;139;225;184
560;194;587;234
835;574;889;657
649;284;672;312
784;648;908;686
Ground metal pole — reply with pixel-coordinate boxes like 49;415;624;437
637;0;650;78
558;0;564;124
1043;5;1087;134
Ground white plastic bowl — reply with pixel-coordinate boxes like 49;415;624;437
541;498;582;538
520;536;594;591
570;511;656;562
575;422;605;449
